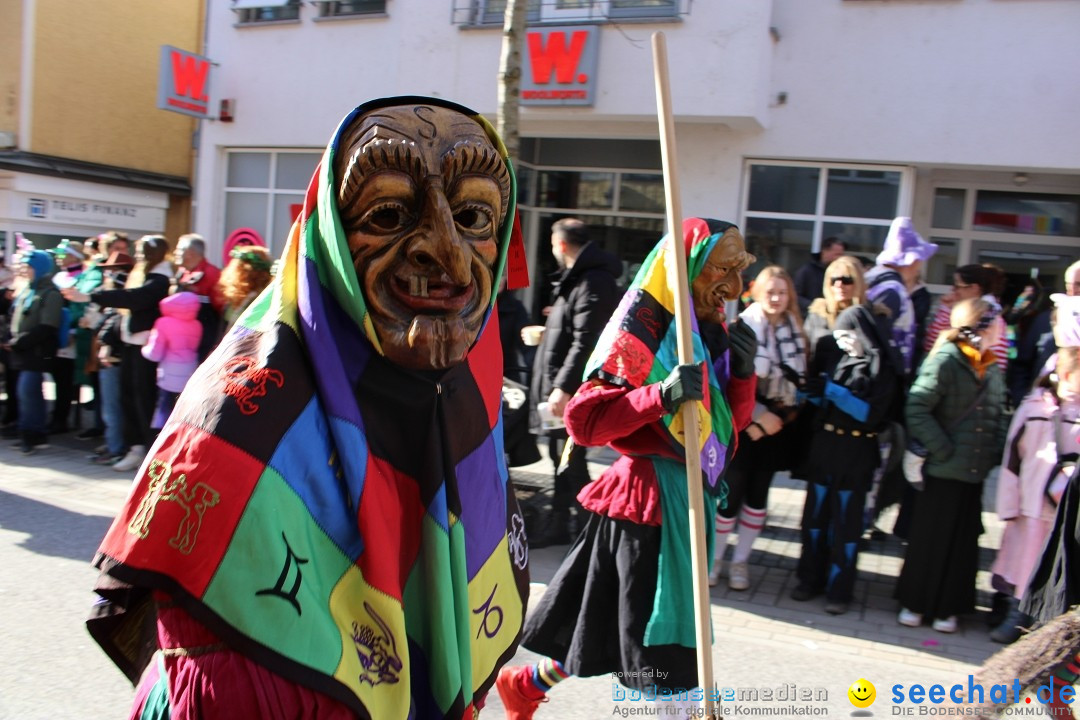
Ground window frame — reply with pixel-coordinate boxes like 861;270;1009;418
313;0;388;19
741;159;914;252
221;149;321;255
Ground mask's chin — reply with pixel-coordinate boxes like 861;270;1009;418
374;315;474;371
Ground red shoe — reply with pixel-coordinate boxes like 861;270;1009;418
496;666;547;720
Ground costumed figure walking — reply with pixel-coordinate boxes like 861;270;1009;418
86;97;530;719
496;217;758;719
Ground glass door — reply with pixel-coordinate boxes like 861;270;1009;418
972;240;1075;306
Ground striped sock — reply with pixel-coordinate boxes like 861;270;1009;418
732;506;766;563
529;658;570;695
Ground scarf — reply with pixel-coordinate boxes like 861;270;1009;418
584;217;738;648
739;303;806;408
89;97;528;720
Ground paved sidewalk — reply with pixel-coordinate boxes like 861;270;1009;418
1;429;1012;719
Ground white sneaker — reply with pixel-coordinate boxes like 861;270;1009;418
932;616;958;633
728;561;750;591
112;445;146;472
708;559;724;587
898;608;923;627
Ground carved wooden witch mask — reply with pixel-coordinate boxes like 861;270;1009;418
334;103;513;370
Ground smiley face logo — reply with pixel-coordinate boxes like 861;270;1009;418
848;678;876;709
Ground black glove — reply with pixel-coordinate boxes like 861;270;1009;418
660;363;705;413
727;321;757;379
800;375;826;398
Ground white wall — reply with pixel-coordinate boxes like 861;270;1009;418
194;0;1080;249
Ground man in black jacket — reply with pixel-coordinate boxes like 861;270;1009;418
524;218;621;546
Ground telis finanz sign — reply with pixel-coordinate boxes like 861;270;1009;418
158;45;212;119
521;26;599;106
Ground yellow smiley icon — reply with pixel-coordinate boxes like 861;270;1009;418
848;678;876;708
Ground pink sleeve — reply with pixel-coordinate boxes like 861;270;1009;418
141;322;166;363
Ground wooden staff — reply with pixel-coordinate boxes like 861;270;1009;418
652;31;716;715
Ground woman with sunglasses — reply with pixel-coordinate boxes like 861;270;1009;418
792;256;906;615
709;266;808;591
924;264;1008;370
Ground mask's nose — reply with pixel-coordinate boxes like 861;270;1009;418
405;177;470;286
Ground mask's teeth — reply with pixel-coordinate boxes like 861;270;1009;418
410;275;420;296
419;276;428;298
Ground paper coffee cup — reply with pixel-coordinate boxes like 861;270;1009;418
522;326;544;346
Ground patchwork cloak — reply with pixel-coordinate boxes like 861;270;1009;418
87;97;530;720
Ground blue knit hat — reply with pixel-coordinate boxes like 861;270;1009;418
22;250;55;279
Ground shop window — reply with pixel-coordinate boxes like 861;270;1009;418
823;169;901;220
932;188;965;230
747;165;819;215
316;0;386;17
233;0;301;23
743;161;910;268
609;0;677;19
224;151;319;254
924;237;959;287
742;218;814;280
537;170;614;210
973;190;1080;237
618;173;664;213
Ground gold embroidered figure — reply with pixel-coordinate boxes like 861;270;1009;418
128;460;221;555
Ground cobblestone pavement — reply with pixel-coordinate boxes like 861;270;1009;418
1;428;1013;719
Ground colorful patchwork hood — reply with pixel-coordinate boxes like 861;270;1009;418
89;97;529;720
584;217;737;498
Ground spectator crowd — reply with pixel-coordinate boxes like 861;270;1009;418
2;217;1078;658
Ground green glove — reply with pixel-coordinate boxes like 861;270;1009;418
728;321;758;379
660;363;705;413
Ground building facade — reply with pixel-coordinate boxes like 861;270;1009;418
194;0;1080;312
0;0;204;255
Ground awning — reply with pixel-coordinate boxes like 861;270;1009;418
0;151;191;196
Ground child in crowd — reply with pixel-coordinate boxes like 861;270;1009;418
988;344;1080;643
141;291;202;431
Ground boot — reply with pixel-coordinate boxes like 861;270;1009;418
986;591;1011;627
989;597;1031;644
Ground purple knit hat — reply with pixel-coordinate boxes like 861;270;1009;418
876;217;938;267
1051;293;1080;348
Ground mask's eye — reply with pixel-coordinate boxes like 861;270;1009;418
360;203;411;234
454;205;494;236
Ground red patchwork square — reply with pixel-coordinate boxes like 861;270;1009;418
98;425;264;599
355;454;424;601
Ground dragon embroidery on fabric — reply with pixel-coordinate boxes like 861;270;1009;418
128;460;220;555
221;356;285;415
352;602;403;687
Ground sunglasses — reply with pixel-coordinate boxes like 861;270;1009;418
830;276;855;286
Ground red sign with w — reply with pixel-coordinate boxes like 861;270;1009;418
158;45;212;119
521;26;599;106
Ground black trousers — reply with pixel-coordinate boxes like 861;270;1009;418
120;343;159;449
49;356;76;429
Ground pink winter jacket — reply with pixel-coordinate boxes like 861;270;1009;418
141;292;203;393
